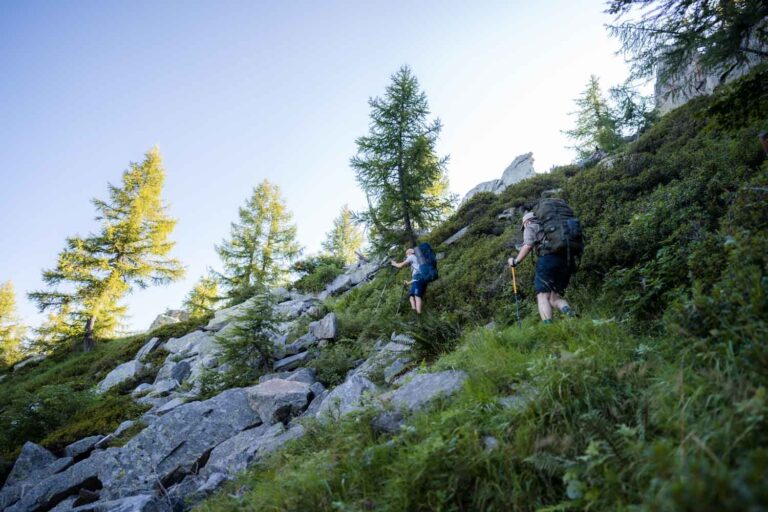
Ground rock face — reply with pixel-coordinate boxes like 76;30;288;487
96;360;145;394
655;45;766;114
148;309;189;331
4;442;56;487
463;153;535;202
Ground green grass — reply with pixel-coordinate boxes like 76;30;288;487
197;317;767;511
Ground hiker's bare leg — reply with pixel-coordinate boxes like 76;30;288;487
414;296;423;314
549;292;570;312
409;296;416;311
537;293;553;321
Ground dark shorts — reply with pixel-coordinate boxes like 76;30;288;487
409;279;427;298
534;253;572;295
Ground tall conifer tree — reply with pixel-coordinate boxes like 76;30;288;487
29;148;184;352
351;66;454;251
322;205;364;264
563;75;623;159
0;281;26;367
183;273;220;319
216;180;301;302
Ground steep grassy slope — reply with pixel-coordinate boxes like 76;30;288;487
198;66;768;510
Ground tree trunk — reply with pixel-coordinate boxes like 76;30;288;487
396;123;417;248
83;316;96;352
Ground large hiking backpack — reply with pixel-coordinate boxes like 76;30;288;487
414;242;439;283
532;199;584;264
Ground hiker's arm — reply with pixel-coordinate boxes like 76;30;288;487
509;244;533;266
390;259;407;269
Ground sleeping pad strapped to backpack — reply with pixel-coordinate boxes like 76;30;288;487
532;198;584;266
414;242;438;282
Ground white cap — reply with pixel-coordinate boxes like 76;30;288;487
522;212;536;225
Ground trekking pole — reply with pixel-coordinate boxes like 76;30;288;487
511;265;522;329
396;281;408;315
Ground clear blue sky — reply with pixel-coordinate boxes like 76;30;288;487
0;0;639;333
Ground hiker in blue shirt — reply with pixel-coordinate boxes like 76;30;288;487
391;248;427;315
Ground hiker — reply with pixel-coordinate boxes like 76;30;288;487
508;211;577;323
391;247;426;314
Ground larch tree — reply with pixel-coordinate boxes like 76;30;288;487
216;180;301;303
563;75;623;160
183;273;220;319
321;205;364;264
606;0;768;85
29;148;184;352
0;281;26;367
351;65;455;252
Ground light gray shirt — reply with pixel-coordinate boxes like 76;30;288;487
405;254;419;277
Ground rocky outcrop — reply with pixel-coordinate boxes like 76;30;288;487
148;309;189;332
96;360;145;394
463;153;535;202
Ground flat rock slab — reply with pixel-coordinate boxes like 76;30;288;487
246;379;311;425
70;494;167;511
317;375;378;421
155;397;186;415
96;360;144;394
389;371;467;412
64;435;104;459
135;337;163;361
258;367;317;385
273;351;312;372
383;357;412;384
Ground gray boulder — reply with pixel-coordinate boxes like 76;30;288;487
71;494;168;511
258;367;317;385
170;360;191;383
309;312;337;340
155;397;186;415
64;435;104;460
389;371;467;412
12;354;46;372
316;375;378;420
96;360;144;394
284;331;318;356
135;337;163;361
383;357;412;384
444;226;469;245
351;342;410;380
205;300;252;331
274;297;318;319
320;274;353;298
273;351;312;372
245;379;311;425
201;422;305;477
163;330;212;356
131;383;154;397
4;441;56;486
148;379;178;396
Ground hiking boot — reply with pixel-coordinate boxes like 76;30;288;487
561;306;577;318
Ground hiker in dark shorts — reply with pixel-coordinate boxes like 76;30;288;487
508;212;576;324
391;248;426;314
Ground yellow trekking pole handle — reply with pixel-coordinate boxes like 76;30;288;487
511;266;518;294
